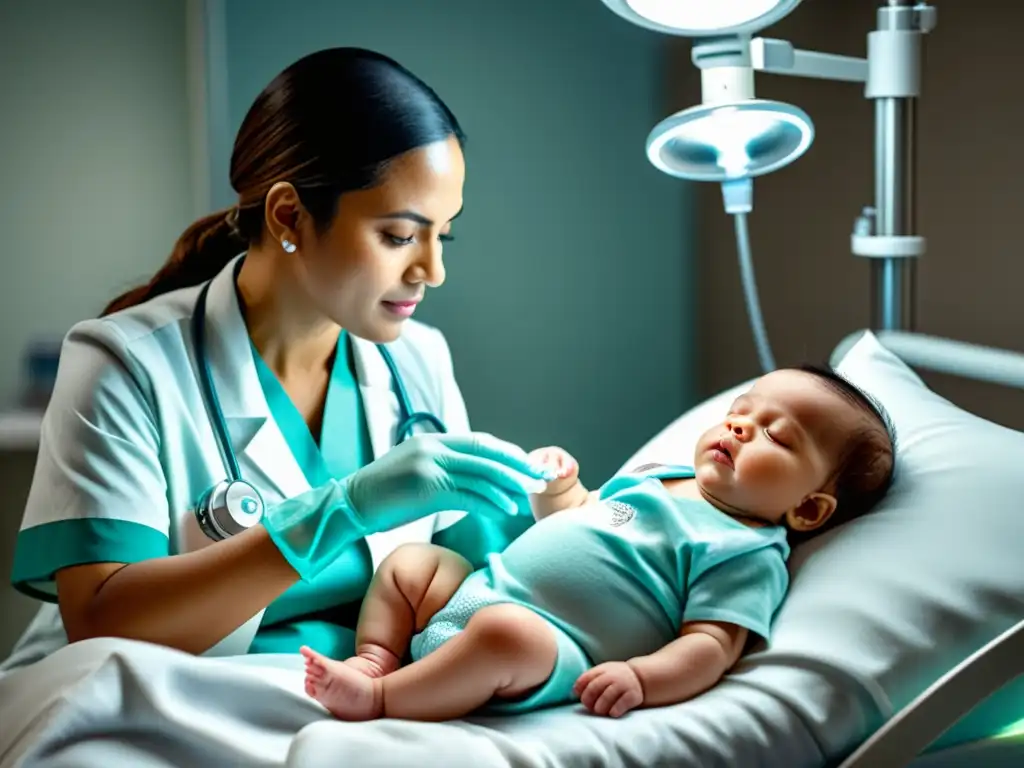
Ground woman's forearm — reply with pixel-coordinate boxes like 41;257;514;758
57;525;300;655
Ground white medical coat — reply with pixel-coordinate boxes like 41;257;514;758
5;254;472;665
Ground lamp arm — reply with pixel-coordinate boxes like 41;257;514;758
750;38;868;83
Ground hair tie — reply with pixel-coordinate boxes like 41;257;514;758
225;207;242;238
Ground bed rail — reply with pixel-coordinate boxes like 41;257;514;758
837;619;1024;768
831;330;1024;391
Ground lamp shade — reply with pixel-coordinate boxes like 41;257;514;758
646;100;814;181
600;0;802;36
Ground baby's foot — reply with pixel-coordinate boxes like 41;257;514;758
344;643;401;679
301;645;383;721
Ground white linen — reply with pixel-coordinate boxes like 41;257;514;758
0;636;825;768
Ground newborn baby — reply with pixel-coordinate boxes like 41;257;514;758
301;365;896;721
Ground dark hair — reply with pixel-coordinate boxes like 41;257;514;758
788;364;897;543
102;47;465;316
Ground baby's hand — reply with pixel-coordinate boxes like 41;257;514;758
573;661;644;718
527;446;579;496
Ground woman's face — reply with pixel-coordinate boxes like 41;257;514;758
294;136;465;343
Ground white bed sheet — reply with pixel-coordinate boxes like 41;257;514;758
0;633;849;768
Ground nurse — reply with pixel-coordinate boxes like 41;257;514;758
4;47;545;668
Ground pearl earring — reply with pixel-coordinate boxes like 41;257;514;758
281;239;297;253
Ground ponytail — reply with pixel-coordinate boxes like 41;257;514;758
101;208;245;316
103;47;467;317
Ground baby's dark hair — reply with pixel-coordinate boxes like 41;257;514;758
787;364;897;543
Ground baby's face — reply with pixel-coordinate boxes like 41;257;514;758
692;370;860;527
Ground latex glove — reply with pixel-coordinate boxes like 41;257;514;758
263;432;553;581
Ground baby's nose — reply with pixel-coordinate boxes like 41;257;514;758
726;416;754;440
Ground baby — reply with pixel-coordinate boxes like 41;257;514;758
301;365;895;721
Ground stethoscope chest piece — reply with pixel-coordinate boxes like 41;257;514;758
195;479;265;541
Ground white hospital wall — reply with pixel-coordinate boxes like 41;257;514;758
210;0;696;484
0;1;195;655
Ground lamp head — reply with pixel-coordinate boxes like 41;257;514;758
646;100;814;182
600;0;802;37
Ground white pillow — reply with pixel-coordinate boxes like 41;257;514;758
619;330;1024;757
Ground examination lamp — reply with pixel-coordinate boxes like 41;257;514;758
603;0;804;38
600;0;935;373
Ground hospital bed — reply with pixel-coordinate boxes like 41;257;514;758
1;326;1022;768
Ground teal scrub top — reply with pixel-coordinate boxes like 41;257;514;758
431;506;532;572
246;332;375;658
236;270;532;656
244;332;533;657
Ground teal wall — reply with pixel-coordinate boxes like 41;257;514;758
209;0;696;483
0;0;193;408
0;0;195;656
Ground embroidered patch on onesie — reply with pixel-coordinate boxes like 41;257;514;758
606;501;636;527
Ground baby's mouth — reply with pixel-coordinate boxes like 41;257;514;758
710;440;735;469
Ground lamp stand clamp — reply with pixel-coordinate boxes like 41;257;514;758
858;1;936;332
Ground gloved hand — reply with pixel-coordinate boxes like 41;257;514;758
262;432;553;582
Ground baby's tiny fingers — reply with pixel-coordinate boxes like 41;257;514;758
593;683;624;717
607;690;641;718
580;676;610;711
573;666;604;696
554;451;576;478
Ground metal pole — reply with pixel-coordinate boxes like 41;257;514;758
871;0;919;331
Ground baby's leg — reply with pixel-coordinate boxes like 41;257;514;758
352;542;473;676
306;543;471;679
304;604;558;721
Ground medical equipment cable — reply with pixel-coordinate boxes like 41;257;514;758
722;179;776;372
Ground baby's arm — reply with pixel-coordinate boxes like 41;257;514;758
632;621;746;704
574;546;787;717
527;446;595;520
573;622;746;717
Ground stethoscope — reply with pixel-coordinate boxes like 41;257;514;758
190;273;447;541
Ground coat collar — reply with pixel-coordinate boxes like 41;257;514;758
200;255;306;501
198;256;429;571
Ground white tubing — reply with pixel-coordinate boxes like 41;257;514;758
733;211;776;372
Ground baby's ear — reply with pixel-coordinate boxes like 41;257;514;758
786;492;837;532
